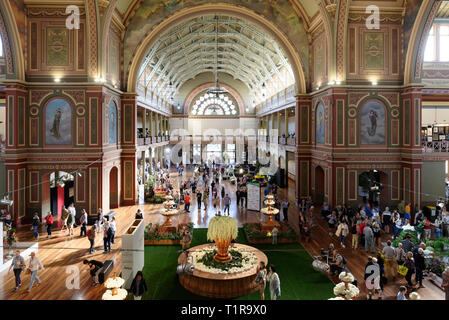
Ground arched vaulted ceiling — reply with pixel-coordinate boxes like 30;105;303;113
136;14;293;103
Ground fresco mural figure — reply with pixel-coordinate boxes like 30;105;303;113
109;103;117;144
316;103;325;144
360;100;386;145
45;98;72;145
50;108;62;139
367;110;378;136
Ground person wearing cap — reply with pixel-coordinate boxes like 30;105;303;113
442;267;449;300
27;252;44;292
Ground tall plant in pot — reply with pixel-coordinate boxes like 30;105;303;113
207;216;238;263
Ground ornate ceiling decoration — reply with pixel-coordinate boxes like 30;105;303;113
136;14;293;103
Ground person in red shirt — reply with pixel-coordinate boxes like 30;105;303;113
423;217;432;240
44;212;53;239
184;193;191;212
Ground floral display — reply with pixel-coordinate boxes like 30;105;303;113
329;271;359;300
191;246;257;274
207;216;238;242
332;282;359;300
104;276;125;289
102;288;128;300
144;222;193;241
243;223;298;240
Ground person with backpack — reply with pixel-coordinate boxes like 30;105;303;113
335;220;349;248
44;212;53;239
87;224;97;254
79;209;88;237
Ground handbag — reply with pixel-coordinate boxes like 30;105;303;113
398;264;408;276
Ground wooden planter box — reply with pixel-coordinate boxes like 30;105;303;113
144;239;181;246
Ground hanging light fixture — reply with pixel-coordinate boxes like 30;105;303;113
207;15;228;96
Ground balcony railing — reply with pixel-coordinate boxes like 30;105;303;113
422;141;449;152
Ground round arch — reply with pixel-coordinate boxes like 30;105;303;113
126;4;307;94
0;1;25;80
357;97;390;146
404;0;441;85
42;96;75;147
183;83;245;116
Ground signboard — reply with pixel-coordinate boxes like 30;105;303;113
247;182;261;211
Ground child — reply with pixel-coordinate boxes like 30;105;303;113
397;286;407;300
272;227;278;245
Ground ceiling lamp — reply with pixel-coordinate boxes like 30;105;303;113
207;15;228;96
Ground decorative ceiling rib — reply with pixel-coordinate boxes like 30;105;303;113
136;14;292;101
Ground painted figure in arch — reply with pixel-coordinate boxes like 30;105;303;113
367;110;378;136
50;108;62;139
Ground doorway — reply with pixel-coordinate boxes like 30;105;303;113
314;166;325;204
41;171;75;226
110;167;119;209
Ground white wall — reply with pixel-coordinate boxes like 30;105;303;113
422;107;449;125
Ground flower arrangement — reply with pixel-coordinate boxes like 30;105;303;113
191;246;257;274
329;271;359;300
243;223;297;240
207;216;238;263
144;222;194;241
207;216;238;242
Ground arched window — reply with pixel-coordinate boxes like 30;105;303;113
190;92;239;116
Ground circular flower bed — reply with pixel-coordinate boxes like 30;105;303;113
191;246;257;274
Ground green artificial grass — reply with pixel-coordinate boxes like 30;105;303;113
138;228;334;300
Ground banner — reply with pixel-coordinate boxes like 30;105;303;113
247;182;261;211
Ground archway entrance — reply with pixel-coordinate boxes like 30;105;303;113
314;166;325;205
110;167;119;209
41;171;74;227
358;170;388;207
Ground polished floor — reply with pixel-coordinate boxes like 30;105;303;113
0;168;444;300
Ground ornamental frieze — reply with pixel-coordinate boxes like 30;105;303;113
30;90;52;105
346;164;402;169
348;92;369;106
378;92;399;107
62;90;85;104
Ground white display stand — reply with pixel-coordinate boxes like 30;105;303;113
122;219;145;289
247;182;261;211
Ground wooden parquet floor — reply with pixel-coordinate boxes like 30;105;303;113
0;169;444;300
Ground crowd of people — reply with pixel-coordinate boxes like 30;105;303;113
317;198;449;300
